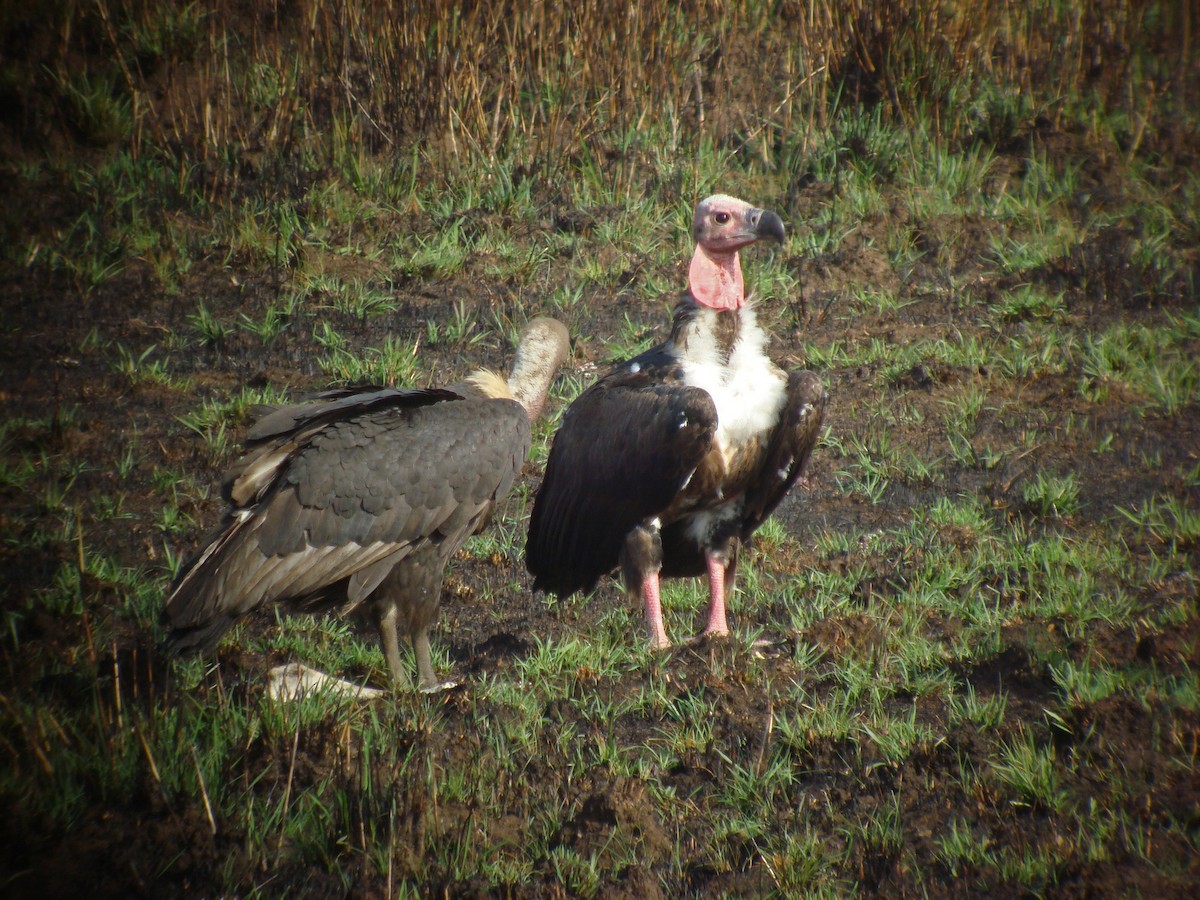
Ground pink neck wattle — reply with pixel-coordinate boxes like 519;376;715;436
688;246;744;311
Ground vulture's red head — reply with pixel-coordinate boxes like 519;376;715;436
688;194;785;311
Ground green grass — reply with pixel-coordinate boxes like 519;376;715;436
189;303;233;348
1117;494;1200;549
990;730;1067;813
1022;470;1083;518
3;0;1198;896
111;343;190;389
6;467;1198;893
320;335;425;386
1079;315;1200;415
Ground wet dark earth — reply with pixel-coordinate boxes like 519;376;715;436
2;118;1200;896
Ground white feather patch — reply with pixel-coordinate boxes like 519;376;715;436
684;505;740;545
267;663;386;702
678;303;786;458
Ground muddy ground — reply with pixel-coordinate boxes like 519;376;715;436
1;67;1198;900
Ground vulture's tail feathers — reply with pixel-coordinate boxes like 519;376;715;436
161;512;257;656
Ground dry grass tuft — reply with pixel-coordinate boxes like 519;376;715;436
6;0;1193;176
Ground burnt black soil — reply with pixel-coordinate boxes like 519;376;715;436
3;155;1198;896
2;14;1199;900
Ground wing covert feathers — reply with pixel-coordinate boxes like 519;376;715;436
164;394;531;650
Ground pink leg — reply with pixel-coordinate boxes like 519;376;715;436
642;573;671;649
702;554;729;637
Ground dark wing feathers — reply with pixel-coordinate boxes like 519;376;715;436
527;367;827;597
738;369;827;535
245;386;457;442
268;398;506;551
526;376;717;596
223;387;459;507
165;392;530;651
657;369;827;578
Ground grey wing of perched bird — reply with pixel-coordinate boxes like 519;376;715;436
164;317;570;691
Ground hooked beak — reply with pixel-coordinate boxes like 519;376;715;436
749;207;786;244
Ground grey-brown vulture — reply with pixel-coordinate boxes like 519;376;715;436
526;195;826;648
165;317;570;690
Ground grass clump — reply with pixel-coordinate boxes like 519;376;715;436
2;0;1198;897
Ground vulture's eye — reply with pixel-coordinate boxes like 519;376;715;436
714;212;730;224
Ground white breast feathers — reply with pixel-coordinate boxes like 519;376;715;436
678;303;787;455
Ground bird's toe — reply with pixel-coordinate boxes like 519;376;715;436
689;628;730;647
